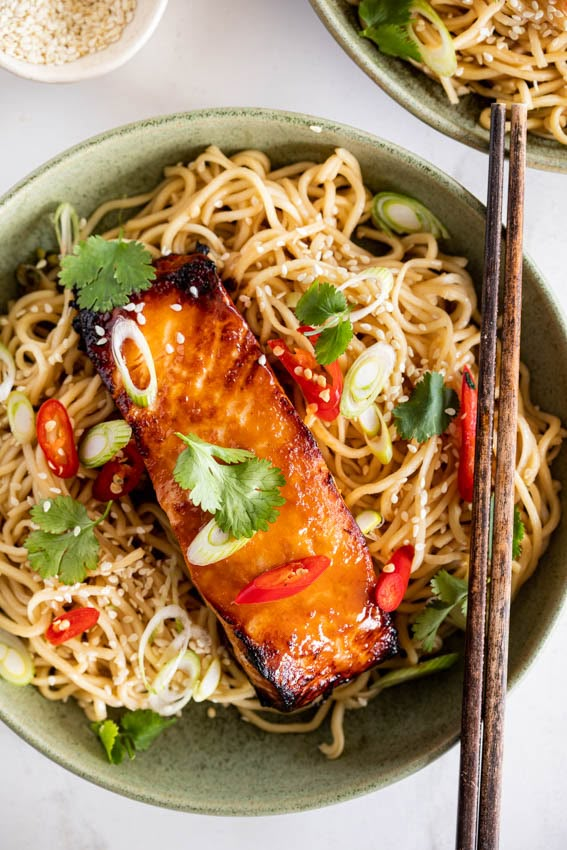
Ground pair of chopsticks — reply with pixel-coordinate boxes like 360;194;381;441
456;103;528;850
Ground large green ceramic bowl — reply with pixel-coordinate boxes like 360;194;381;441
0;108;566;814
309;0;567;173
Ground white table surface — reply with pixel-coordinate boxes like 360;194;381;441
0;1;565;848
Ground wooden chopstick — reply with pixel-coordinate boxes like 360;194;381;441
456;102;528;850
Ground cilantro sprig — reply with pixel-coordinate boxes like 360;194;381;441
393;371;459;442
295;281;353;366
359;0;421;62
26;496;111;585
92;709;176;765
173;433;286;539
413;508;525;652
59;234;156;312
412;570;468;653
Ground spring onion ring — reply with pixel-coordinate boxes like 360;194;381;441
0;628;34;686
111;317;158;408
187;518;251;567
79;420;133;468
6;391;35;445
340;342;396;419
372;192;448;239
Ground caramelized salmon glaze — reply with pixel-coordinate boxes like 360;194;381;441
78;253;398;711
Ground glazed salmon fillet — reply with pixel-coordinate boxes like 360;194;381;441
78;253;398;710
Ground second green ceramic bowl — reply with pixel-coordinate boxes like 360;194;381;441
309;0;567;173
0;108;566;814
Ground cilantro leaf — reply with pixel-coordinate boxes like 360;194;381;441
91;719;125;765
359;0;422;63
393;371;459;442
173;433;255;516
59;235;156;312
29;495;90;534
91;710;175;765
26;496;110;584
120;709;176;752
412;570;468;652
295;281;353;366
173;433;286;539
214;458;287;539
296;281;348;327
314;318;354;366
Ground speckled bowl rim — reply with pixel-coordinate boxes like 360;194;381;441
308;0;567;174
0;107;566;815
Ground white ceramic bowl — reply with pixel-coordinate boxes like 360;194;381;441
0;0;168;83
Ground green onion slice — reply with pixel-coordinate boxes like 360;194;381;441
359;404;393;465
53;202;80;256
6;391;35;445
0;343;16;403
340;341;396;420
408;1;457;78
375;653;459;692
111;317;157;408
138;604;193;693
187;518;251;567
355;510;383;536
149;649;201;716
192;657;222;703
372;192;449;239
79;420;132;468
0;628;34;686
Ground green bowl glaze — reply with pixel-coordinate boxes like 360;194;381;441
309;0;567;173
0;108;566;814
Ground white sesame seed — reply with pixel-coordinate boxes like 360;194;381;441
165;343;174;354
176;332;185;345
170;303;182;312
258;354;267;366
189;286;198;297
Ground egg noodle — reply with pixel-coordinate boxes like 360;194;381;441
0;146;562;758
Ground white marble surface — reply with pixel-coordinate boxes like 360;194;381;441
0;1;566;848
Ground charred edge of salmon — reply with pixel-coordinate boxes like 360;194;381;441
218;604;399;712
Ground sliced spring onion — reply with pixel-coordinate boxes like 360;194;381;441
410;1;457;78
6;391;35;445
355;510;383;536
375;653;459;692
187;518;251;567
193;657;222;703
283;291;302;309
372;192;449;239
138;604;193;693
359;404;393;465
53;202;80;256
79;420;132;468
149;649;201;716
340;342;396;420
0;628;34;686
111;317;157;408
0;343;16;403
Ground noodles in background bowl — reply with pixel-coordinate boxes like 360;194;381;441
0;145;562;759
351;0;567;145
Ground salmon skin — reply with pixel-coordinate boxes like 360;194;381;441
78;253;398;711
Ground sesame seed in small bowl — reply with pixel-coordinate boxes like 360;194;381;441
0;0;169;83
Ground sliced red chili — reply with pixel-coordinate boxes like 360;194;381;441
36;398;79;479
45;607;100;645
267;331;343;421
234;555;331;604
458;365;477;504
374;545;415;613
92;440;145;501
